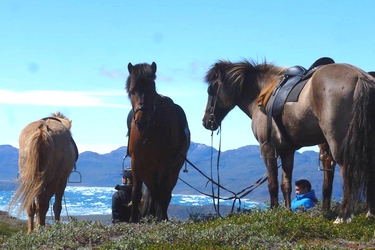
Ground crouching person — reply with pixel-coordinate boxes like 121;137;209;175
291;179;318;211
111;168;133;223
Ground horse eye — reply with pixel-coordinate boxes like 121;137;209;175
208;84;216;96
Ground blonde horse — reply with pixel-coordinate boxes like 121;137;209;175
9;112;78;234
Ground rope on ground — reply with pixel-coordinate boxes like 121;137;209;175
178;127;282;216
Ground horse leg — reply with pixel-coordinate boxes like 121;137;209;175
156;171;175;221
264;157;279;208
26;201;36;234
130;177;142;223
36;195;49;228
319;143;336;211
53;182;67;222
280;153;294;209
366;169;375;217
140;188;149;218
334;164;353;223
141;187;155;217
322;161;335;211
35;198;41;226
148;192;157;217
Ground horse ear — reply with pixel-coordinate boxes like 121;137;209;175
151;62;157;74
128;63;133;74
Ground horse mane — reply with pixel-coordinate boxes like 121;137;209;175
205;59;285;108
126;63;157;96
51;112;72;130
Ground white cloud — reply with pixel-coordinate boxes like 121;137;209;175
0;89;129;108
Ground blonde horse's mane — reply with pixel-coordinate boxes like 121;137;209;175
51;112;72;130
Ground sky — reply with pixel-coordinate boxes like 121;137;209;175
1;1;375;154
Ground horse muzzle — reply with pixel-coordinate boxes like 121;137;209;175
202;113;219;131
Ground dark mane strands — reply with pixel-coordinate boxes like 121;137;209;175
205;59;285;108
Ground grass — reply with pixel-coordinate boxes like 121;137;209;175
1;202;375;249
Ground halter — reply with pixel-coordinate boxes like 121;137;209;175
208;84;221;131
132;94;157;130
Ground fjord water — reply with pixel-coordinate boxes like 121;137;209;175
1;186;260;220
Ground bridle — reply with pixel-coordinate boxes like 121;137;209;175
208;84;221;131
132;94;157;130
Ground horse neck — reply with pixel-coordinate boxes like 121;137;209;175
237;74;280;119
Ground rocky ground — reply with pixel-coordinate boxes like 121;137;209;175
0;210;27;229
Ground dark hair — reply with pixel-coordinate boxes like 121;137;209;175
295;179;311;191
123;169;132;179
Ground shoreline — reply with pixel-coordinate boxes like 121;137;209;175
45;204;235;224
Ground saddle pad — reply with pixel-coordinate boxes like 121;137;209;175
257;78;279;112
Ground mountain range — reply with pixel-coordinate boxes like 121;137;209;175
0;143;343;203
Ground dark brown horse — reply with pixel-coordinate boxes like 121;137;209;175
9;112;78;234
202;59;375;223
126;62;190;222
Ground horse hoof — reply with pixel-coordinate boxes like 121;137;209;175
366;211;374;218
333;217;343;224
333;216;353;224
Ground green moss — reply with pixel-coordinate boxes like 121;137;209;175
1;202;375;249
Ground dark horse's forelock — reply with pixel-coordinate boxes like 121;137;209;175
126;63;157;95
205;59;281;108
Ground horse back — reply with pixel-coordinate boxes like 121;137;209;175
129;95;190;167
310;63;375;157
310;63;371;110
155;95;190;158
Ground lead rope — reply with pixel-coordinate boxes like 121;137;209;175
64;195;69;221
208;126;224;218
48;194;70;223
216;126;222;217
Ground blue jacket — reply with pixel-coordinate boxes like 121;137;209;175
291;190;318;211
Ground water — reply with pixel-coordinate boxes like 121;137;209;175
0;186;261;220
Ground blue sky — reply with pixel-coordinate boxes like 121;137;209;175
1;1;374;154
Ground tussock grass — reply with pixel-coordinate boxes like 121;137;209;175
1;202;375;249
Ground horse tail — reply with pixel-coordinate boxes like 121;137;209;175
340;76;375;206
10;121;54;216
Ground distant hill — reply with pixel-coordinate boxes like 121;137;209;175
0;143;343;203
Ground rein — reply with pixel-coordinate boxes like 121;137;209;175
177;126;275;217
210;126;222;217
208;84;221;130
178;83;271;216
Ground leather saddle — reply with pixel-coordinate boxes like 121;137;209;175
263;57;335;146
265;57;335;117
